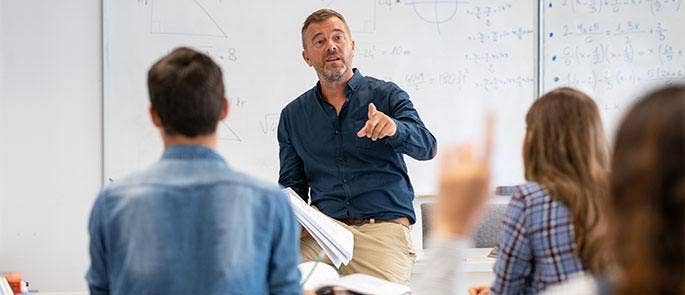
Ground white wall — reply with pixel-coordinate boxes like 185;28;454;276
0;1;102;292
0;0;5;259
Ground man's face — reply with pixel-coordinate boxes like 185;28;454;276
302;17;355;82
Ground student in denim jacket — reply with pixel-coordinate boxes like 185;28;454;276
86;48;301;295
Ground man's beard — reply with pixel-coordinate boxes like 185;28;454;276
319;64;349;82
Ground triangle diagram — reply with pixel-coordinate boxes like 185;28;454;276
218;122;242;142
150;0;227;38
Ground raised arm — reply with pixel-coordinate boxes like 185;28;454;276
413;117;493;294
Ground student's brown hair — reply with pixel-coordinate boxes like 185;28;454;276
147;47;225;137
523;87;610;273
610;85;684;294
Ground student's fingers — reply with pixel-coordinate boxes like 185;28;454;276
456;144;475;167
469;287;487;295
440;145;460;173
483;113;495;165
469;285;489;295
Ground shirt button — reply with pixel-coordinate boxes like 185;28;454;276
343;179;347;183
346;201;350;205
335;130;340;135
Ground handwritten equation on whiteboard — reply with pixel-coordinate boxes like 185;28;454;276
546;0;685;91
543;0;685;130
559;0;681;16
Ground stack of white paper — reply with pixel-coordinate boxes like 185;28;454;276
0;277;14;295
283;188;354;268
299;262;411;295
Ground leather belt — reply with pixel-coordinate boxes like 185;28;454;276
337;217;410;228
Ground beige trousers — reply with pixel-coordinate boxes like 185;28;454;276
300;219;416;284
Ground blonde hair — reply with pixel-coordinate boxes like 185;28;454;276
523;87;609;273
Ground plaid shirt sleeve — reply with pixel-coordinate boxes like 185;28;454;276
491;188;532;295
491;183;585;294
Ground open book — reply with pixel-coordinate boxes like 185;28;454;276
299;262;411;295
283;188;354;268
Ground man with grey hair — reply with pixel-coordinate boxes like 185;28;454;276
278;9;437;283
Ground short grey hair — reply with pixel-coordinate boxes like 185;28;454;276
301;8;351;49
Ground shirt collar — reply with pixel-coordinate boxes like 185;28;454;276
315;68;363;102
347;68;363;91
161;144;224;161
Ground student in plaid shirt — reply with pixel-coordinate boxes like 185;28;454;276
473;88;611;294
543;86;685;295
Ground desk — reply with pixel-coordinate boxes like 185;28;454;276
462;248;496;287
36;249;496;294
413;247;496;291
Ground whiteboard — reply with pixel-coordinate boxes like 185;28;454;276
104;0;538;194
542;0;685;136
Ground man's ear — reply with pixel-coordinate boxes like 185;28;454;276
149;106;162;128
218;98;230;121
302;50;312;66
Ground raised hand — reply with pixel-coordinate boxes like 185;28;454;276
433;115;494;238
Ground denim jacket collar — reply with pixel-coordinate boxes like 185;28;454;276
162;144;224;162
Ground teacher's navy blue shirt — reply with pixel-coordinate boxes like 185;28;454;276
278;69;436;224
